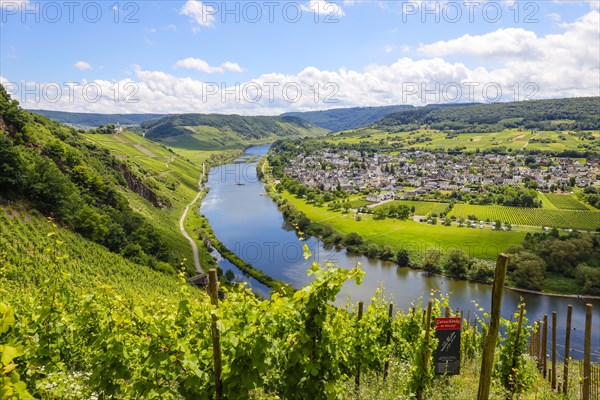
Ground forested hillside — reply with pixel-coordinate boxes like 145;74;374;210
140;113;328;150
29;110;166;129
281;104;413;131
0;85;195;274
377;97;600;132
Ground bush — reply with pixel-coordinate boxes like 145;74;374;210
508;251;546;290
422;249;442;274
344;232;363;246
575;264;600;296
444;249;470;279
396;250;410;267
468;259;495;283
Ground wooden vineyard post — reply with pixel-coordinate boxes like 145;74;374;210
563;305;572;396
542;314;548;379
355;301;364;393
536;321;542;370
477;254;509;400
417;299;434;400
384;303;394;381
509;303;525;394
583;304;592;400
445;306;451;318
208;269;223;400
552;311;557;389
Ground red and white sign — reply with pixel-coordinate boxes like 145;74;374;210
435;317;462;331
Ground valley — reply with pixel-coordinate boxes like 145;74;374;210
3;2;600;398
2;89;600;399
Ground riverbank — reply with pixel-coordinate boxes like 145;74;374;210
506;286;600;301
179;164;206;274
192;212;293;293
184;149;293;293
261;159;598;299
181;149;247;277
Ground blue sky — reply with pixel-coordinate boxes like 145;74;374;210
1;0;599;114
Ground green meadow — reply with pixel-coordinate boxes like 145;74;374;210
282;191;528;261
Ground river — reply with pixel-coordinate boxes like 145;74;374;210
200;145;599;361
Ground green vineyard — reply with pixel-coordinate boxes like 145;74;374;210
448;204;600;230
542;193;590;211
0;207;574;399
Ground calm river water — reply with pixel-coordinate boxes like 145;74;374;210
200;145;599;361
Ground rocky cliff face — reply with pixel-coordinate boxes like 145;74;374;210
117;163;171;209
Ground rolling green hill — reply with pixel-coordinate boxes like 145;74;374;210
0;85;204;275
376;97;600;133
28;109;166;129
141;113;328;150
281;104;413;131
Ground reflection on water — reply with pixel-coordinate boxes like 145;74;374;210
200;145;600;361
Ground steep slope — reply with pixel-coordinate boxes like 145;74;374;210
141;113;328;150
282;104;413;131
0;85;204;274
0;204;213;399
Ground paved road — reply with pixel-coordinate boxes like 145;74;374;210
179;164;205;273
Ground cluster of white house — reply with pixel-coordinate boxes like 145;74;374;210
283;150;600;198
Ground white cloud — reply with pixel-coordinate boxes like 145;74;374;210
8;11;599;114
179;0;215;31
384;45;394;53
301;0;345;16
221;61;244;73
174;57;243;73
546;12;562;22
418;28;540;59
419;10;599;68
74;61;92;71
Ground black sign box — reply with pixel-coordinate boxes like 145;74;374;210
434;317;462;375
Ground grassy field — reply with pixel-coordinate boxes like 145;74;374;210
282;192;528;261
543;193;590;210
329;127;600;153
537;192;559;210
448;204;600;230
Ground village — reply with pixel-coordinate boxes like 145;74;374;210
283;149;600;202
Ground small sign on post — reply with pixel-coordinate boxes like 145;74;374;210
434;317;462;375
